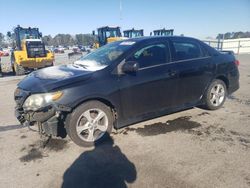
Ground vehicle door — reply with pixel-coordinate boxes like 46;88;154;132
168;38;214;106
118;41;179;120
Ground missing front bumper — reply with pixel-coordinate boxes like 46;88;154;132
40;116;59;136
15;107;59;137
15;104;70;138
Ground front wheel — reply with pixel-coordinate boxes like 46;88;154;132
11;55;25;76
65;101;113;147
203;79;227;110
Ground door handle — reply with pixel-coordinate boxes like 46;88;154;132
168;70;177;77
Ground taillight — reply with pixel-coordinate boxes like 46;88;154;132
234;60;240;66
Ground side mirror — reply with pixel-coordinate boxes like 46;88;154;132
39;32;43;37
92;30;95;36
122;61;139;73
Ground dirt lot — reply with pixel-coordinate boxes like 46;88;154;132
0;53;250;188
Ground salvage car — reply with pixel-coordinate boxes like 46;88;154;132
14;36;240;147
53;47;65;54
0;48;9;57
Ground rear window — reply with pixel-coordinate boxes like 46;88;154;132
171;41;202;61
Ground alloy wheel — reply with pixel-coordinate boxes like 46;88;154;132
76;108;108;142
209;83;225;107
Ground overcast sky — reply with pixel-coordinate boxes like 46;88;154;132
0;0;249;39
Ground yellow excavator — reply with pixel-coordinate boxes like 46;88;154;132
93;26;124;48
8;25;54;75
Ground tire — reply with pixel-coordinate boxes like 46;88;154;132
0;62;2;77
65;101;114;147
11;54;15;73
14;62;25;76
203;79;227;110
11;55;25;76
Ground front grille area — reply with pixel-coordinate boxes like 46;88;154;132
26;41;47;58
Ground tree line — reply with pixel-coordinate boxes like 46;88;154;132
42;34;97;46
0;33;5;47
0;33;97;47
216;31;250;40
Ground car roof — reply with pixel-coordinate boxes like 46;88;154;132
124;36;200;43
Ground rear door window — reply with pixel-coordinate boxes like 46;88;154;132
171;40;202;61
200;44;212;57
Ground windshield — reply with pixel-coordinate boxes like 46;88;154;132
124;31;142;38
97;28;121;45
131;31;142;38
19;28;40;40
105;29;120;38
74;40;136;71
154;31;161;36
154;30;173;36
161;31;171;36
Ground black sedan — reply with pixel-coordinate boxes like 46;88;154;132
14;36;239;147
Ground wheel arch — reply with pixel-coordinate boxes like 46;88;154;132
215;75;229;89
200;75;229;105
71;97;118;121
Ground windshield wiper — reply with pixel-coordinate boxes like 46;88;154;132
74;63;89;69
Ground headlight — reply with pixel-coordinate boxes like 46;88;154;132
23;91;63;111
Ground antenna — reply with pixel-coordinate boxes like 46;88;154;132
119;0;122;20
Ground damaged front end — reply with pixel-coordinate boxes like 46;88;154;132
14;88;70;137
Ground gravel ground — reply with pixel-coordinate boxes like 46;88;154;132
0;53;249;188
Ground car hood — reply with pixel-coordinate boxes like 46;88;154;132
18;64;94;93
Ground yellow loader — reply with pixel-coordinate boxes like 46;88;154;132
93;26;125;48
8;25;54;75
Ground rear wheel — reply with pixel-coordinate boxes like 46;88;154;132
65;101;113;147
13;62;25;76
48;62;54;67
203;79;227;110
